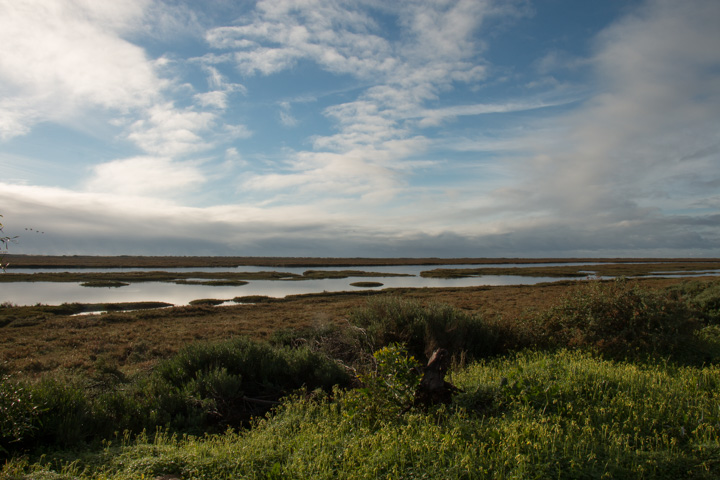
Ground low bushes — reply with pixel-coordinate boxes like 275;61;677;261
536;278;702;359
0;337;350;457
349;296;498;361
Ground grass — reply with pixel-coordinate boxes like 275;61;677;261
0;268;409;285
3;276;720;478
0;301;173;327
4;350;720;479
175;280;249;286
13;254;717;269
349;281;384;287
80;281;130;288
0;271;298;284
188;299;227;306
420;261;720;278
300;270;409;279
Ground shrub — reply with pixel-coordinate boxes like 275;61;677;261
538;278;698;358
153;337;351;429
350;296;497;361
0;376;40;455
694;325;720;362
340;343;422;426
269;322;374;373
688;281;720;324
1;337;353;456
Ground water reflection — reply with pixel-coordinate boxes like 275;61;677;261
1;274;578;307
5;261;713;307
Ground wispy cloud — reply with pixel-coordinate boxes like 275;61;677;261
278;102;298;127
204;0;512;202
413;100;574;128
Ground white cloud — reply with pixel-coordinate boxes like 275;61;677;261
193;65;247;109
414;100;572;128
84;156;205;196
127;103;216;156
224;124;254;140
0;0;246;171
0;0;163;139
195;91;230;109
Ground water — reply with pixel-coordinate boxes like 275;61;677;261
8;262;599;275
4;262;714;307
1;263;583;306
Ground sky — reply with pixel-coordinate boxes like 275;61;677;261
1;0;719;258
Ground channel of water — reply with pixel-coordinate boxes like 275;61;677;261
1;263;596;307
2;262;714;307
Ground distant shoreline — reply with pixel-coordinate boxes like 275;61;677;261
5;254;720;269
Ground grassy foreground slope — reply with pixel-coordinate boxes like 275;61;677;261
4;350;720;479
3;278;720;479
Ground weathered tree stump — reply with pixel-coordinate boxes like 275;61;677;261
414;348;460;406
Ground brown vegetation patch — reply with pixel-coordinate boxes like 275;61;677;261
8;254;720;269
1;276;710;380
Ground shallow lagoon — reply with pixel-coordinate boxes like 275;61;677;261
6;261;710;307
1;263;587;306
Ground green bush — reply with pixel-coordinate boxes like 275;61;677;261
150;337;351;430
538;278;699;359
0;337;352;457
269;322;375;372
30;378;92;446
341;343;422;425
156;337;349;395
350;296;496;361
689;282;720;324
0;376;41;455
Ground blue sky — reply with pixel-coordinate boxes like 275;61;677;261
1;0;719;257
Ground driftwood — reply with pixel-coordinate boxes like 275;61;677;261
414;348;460;406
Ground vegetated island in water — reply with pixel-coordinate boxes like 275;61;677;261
6;254;720;269
3;255;720;284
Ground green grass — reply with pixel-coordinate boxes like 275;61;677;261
5;350;720;479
